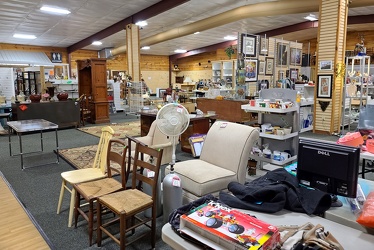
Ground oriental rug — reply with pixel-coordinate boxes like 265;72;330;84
58;144;124;171
77;120;140;139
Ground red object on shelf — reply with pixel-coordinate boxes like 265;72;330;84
337;132;364;147
57;92;69;101
366;139;374;154
29;94;41;103
107;95;114;101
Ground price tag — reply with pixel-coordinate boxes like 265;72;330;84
220;122;228;128
146;169;155;178
172;176;181;187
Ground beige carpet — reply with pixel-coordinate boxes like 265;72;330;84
59;144;125;171
77;121;140;139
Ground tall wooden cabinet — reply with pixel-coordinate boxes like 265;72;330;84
77;58;110;124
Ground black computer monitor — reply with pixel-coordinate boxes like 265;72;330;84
297;138;360;198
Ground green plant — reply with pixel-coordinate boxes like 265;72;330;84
225;45;235;59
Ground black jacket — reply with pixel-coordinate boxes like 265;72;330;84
219;168;331;215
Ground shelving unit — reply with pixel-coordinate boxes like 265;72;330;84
127;81;147;115
242;89;299;169
295;84;315;133
211;60;236;88
107;80;124;112
52;79;79;99
341;55;371;133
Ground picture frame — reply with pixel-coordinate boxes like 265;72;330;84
278;70;285;80
241;34;257;57
265;57;274;75
276;42;289;66
244;59;258;82
290;68;299;81
259;36;268;56
259;61;265;75
290;48;301;65
317;75;333;98
319;60;333;70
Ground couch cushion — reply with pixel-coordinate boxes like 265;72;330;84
166;159;237;197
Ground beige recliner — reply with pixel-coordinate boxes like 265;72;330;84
166;121;259;204
127;120;173;166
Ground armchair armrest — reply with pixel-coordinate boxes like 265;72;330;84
149;141;173;150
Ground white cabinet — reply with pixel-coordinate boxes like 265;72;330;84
342;55;371;132
52;79;79;99
242;89;299;169
295;84;315;133
107;80;124;112
212;60;236;88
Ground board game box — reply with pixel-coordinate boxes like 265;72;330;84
180;200;280;250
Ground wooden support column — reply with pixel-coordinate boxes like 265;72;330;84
314;0;348;134
40;66;45;93
126;24;141;82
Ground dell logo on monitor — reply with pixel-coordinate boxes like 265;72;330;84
318;150;330;156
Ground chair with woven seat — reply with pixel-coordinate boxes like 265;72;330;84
79;94;92;126
73;138;127;246
96;142;163;250
57;126;114;227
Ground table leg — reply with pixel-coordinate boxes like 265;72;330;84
55;128;59;163
40;130;43;152
18;132;24;170
8;125;12;156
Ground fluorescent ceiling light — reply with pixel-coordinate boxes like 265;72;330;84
194;32;200;35
92;41;102;46
174;49;187;53
304;14;318;21
40;6;71;15
224;35;237;41
13;34;36;39
141;46;150;50
135;21;148;27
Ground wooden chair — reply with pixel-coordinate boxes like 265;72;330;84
57;126;114;227
73;139;128;246
79;94;92;126
96;142;163;249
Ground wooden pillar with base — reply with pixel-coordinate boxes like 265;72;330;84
126;24;141;82
314;0;349;134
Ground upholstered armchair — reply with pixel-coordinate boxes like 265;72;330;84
166;121;259;204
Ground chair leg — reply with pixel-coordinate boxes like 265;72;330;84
88;201;94;246
74;191;80;228
120;213;126;250
97;202;103;247
68;188;76;227
57;180;65;214
151;205;156;248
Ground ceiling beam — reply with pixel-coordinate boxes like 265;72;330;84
67;0;190;53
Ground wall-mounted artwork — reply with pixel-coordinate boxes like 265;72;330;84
244;59;258;82
290;48;301;65
317;74;333;98
241;34;257;57
276;43;289;66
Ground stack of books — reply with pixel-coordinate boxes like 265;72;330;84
180;200;280;250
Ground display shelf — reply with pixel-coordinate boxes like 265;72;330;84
211;60;236;88
259;131;298;140
300;126;313;133
250;154;297;166
52;80;79;99
241;105;298;113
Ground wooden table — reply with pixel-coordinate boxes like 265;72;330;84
196;98;255;123
138;111;216;153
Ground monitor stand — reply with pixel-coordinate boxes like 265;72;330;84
330;194;343;207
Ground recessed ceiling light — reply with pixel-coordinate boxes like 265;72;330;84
40;6;71;15
224;35;237;41
174;49;187;53
141;46;150;50
194;32;200;35
92;41;102;46
13;33;37;39
135;21;148;27
304;14;318;21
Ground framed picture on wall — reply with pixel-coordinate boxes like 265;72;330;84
319;60;333;70
317;75;333;98
265;57;274;75
259;36;268;56
290;48;301;65
241;34;257;57
259;61;265;75
244;59;258;82
276;42;289;66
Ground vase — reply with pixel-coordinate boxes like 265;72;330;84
57;92;69;101
29;94;41;103
47;87;55;98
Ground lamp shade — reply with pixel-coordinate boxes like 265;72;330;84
183;76;192;83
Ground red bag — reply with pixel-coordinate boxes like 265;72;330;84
357;191;374;228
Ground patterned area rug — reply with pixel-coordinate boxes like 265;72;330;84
77;121;140;138
59;144;125;171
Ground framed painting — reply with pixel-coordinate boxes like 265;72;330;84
259;36;268;56
244;59;258;82
317;75;333;98
319;60;333;70
290;48;301;65
259;61;265;75
265;57;274;75
241;34;257;57
276;42;289;66
290;68;299;81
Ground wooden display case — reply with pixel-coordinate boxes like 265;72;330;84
196;98;255;123
77;58;109;124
